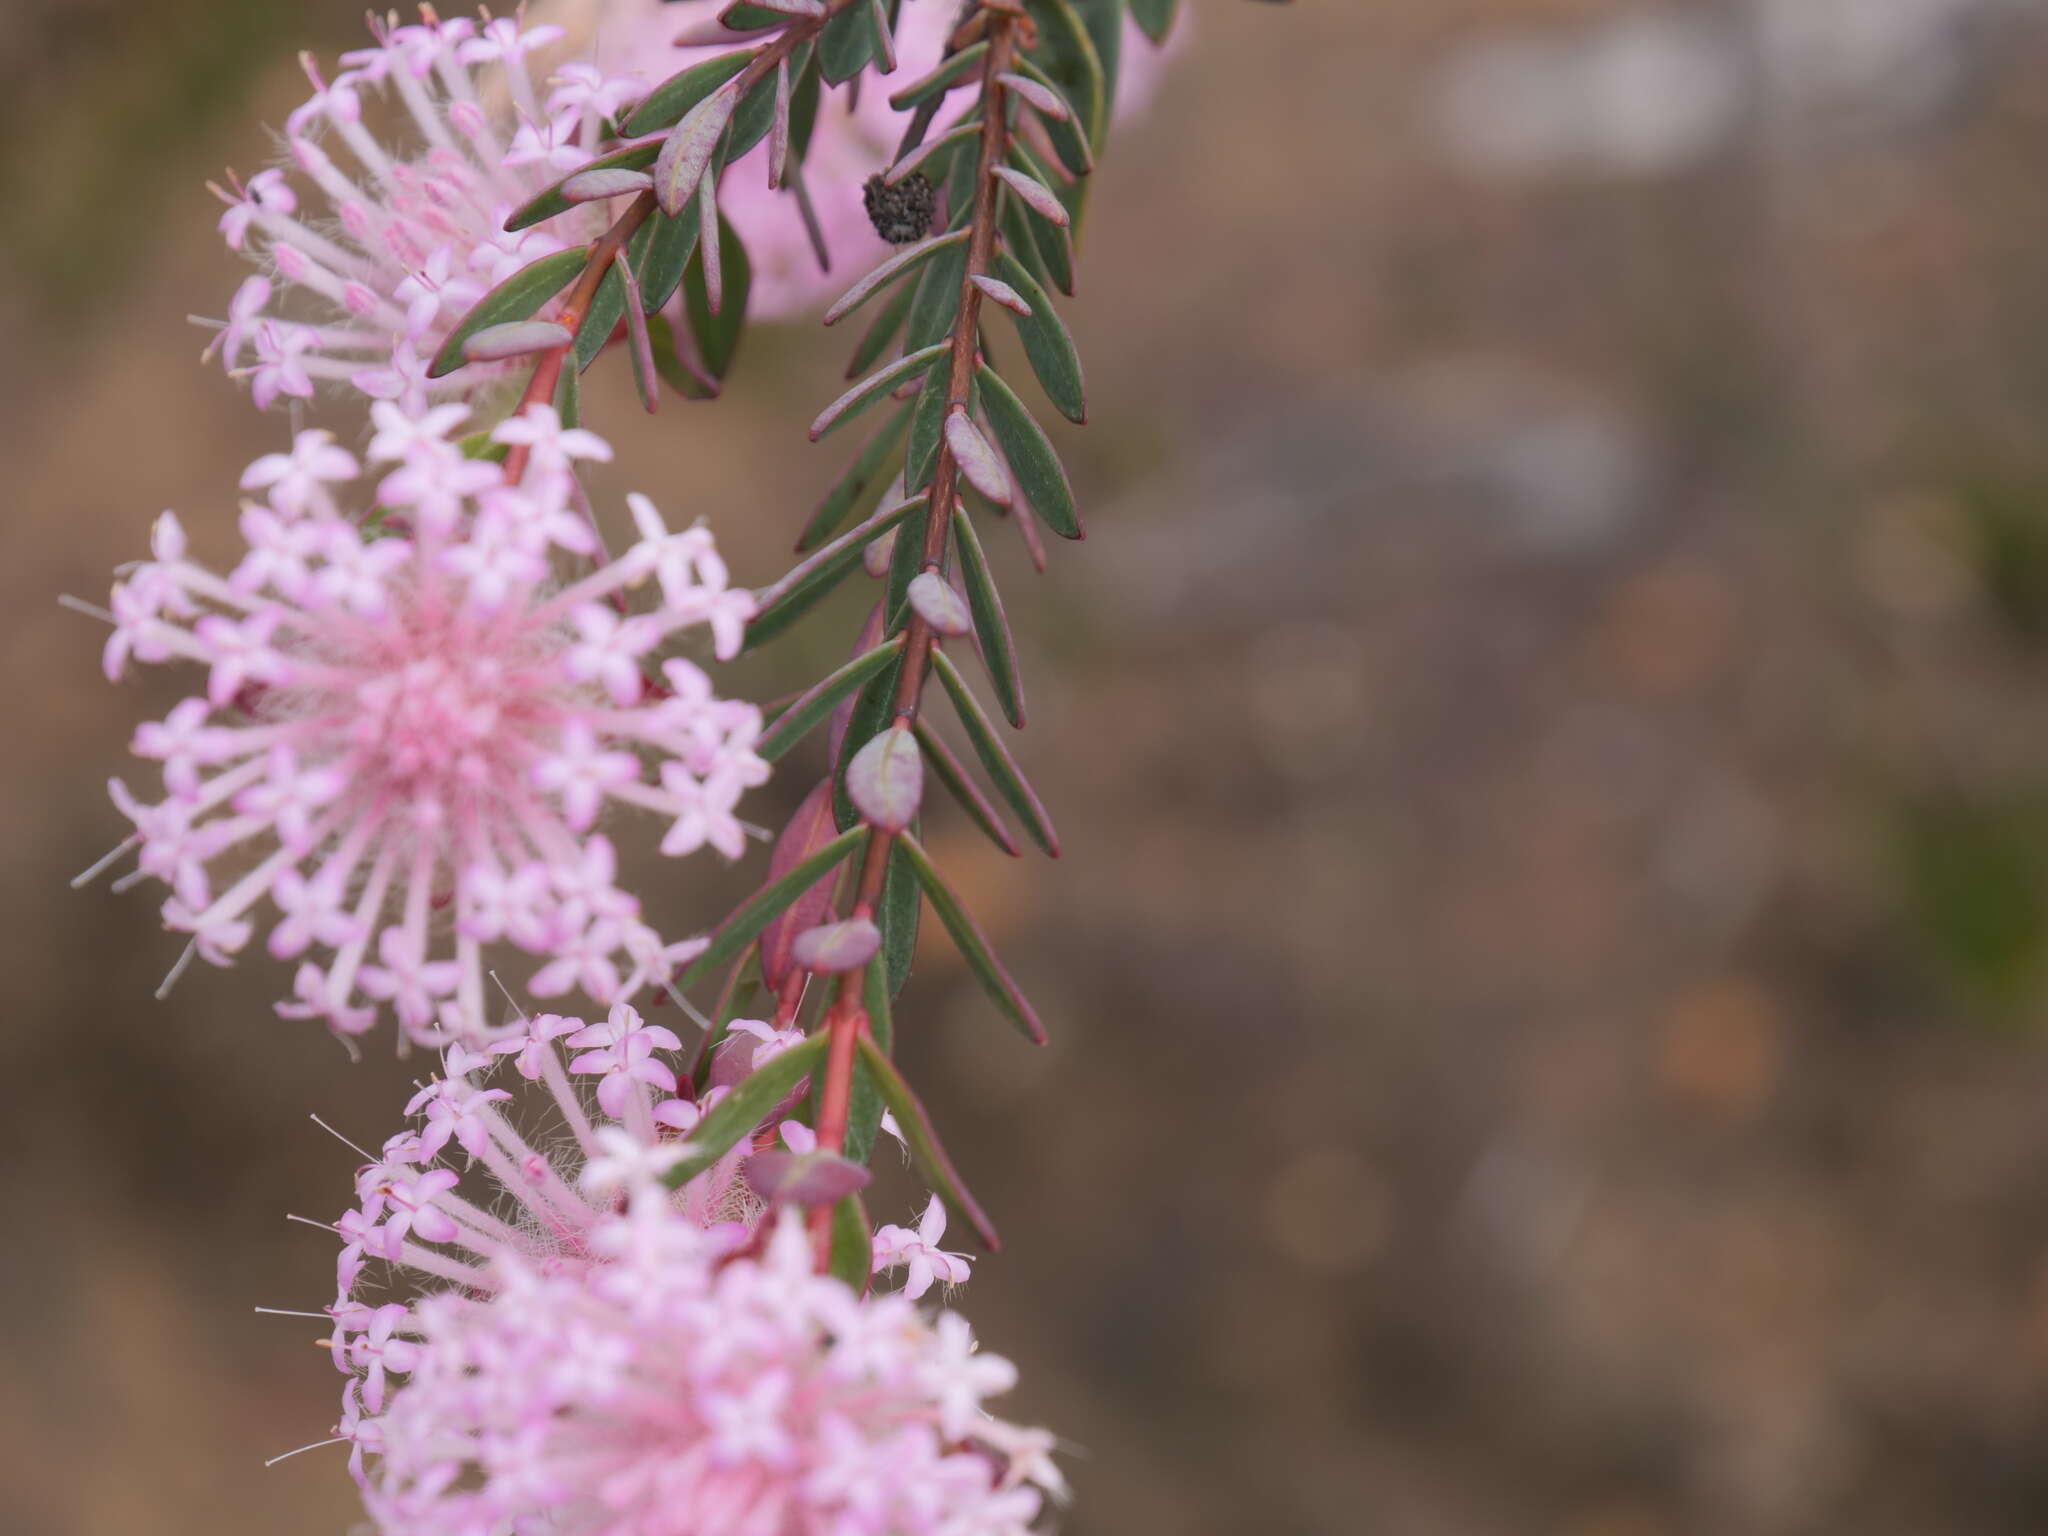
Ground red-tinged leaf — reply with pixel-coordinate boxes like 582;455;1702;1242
563;167;654;202
751;494;922;648
799;406;912;550
913;720;1021;856
625;49;755;136
930;649;1059;856
997;70;1069;120
951;506;1024;725
969;273;1031;316
975;363;1080;537
674;828;865;991
616;251;659;413
757;780;844;991
993;164;1069;228
428;247;587;376
897;831;1046;1046
769;55;793;187
744;1149;871;1207
505;141;661;232
866;0;896;71
885;120;980;187
461;319;571;362
655;80;741;216
863;524;899;578
855;1033;1002;1249
697;171;723;313
887;40;989;108
823;228;970;326
811;342;948;440
907;572;972;636
945;409;1013;506
662;1033;830;1187
1130;0;1182;44
792;917;882;973
846;725;923;831
757;635;905;761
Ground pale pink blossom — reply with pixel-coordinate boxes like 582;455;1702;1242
873;1194;974;1300
90;413;764;1046
201;9;648;407
311;1018;1057;1535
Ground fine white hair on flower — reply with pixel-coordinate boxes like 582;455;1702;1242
303;1011;1059;1533
200;7;650;409
87;403;763;1046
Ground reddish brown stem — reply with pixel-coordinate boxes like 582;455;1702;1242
809;18;1021;1177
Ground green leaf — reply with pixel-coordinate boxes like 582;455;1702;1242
552;350;582;426
684;212;751;379
903;355;952;492
674;828;866;990
882;484;927;630
904;232;970;354
897;831;1046;1046
789;46;825;162
819;3;876;83
930;649;1059;856
758;635;907;761
951;505;1025;724
827;1193;873;1288
974;363;1080;539
879;837;921;996
887;39;989;108
799;405;913;551
825;227;971;327
811;341;949;440
845;275;918;381
842;961;893;1165
505;144;660;232
428;247;587;377
635;199;702;314
624;50;755;136
914;720;1022;857
1130;0;1180;43
574;263;628;371
661;1033;829;1187
646;312;717;400
833;653;905;832
992;252;1086;423
855;1033;1002;1249
1020;1;1106;153
1004;142;1076;293
727;51;789;163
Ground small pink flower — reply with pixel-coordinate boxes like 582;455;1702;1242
873;1195;974;1300
89;411;766;1046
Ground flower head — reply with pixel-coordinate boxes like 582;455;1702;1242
316;1014;1059;1533
204;8;648;407
94;409;763;1045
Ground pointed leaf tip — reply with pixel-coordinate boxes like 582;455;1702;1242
655;80;741;216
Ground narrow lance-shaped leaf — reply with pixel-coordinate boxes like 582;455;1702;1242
887;39;989;108
674;827;866;990
843;962;892;1164
798;405;912;551
661;1033;829;1187
897;831;1046;1046
697;171;723;314
655;80;741;216
429;247;587;377
951;505;1024;725
855;1032;1002;1250
930;648;1059;856
996;70;1070;120
991;252;1086;423
818;0;877;83
811;342;948;440
904;234;970;353
906;571;972;637
505;142;661;232
993;164;1068;228
625;49;755;136
969;273;1031;316
1130;0;1182;42
877;837;919;996
757;779;845;991
914;720;1021;857
791;918;882;973
866;0;897;72
635;199;701;314
885;120;980;188
824;227;970;326
616;253;659;412
769;55;793;187
845;277;918;380
903;356;951;492
684;212;752;378
753;493;923;647
574;264;628;370
975;363;1080;538
461;320;570;363
758;635;906;762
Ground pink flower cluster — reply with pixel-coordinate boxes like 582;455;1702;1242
324;1007;1061;1533
97;404;762;1044
206;9;648;407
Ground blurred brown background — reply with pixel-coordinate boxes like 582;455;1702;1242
12;1;2048;1531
